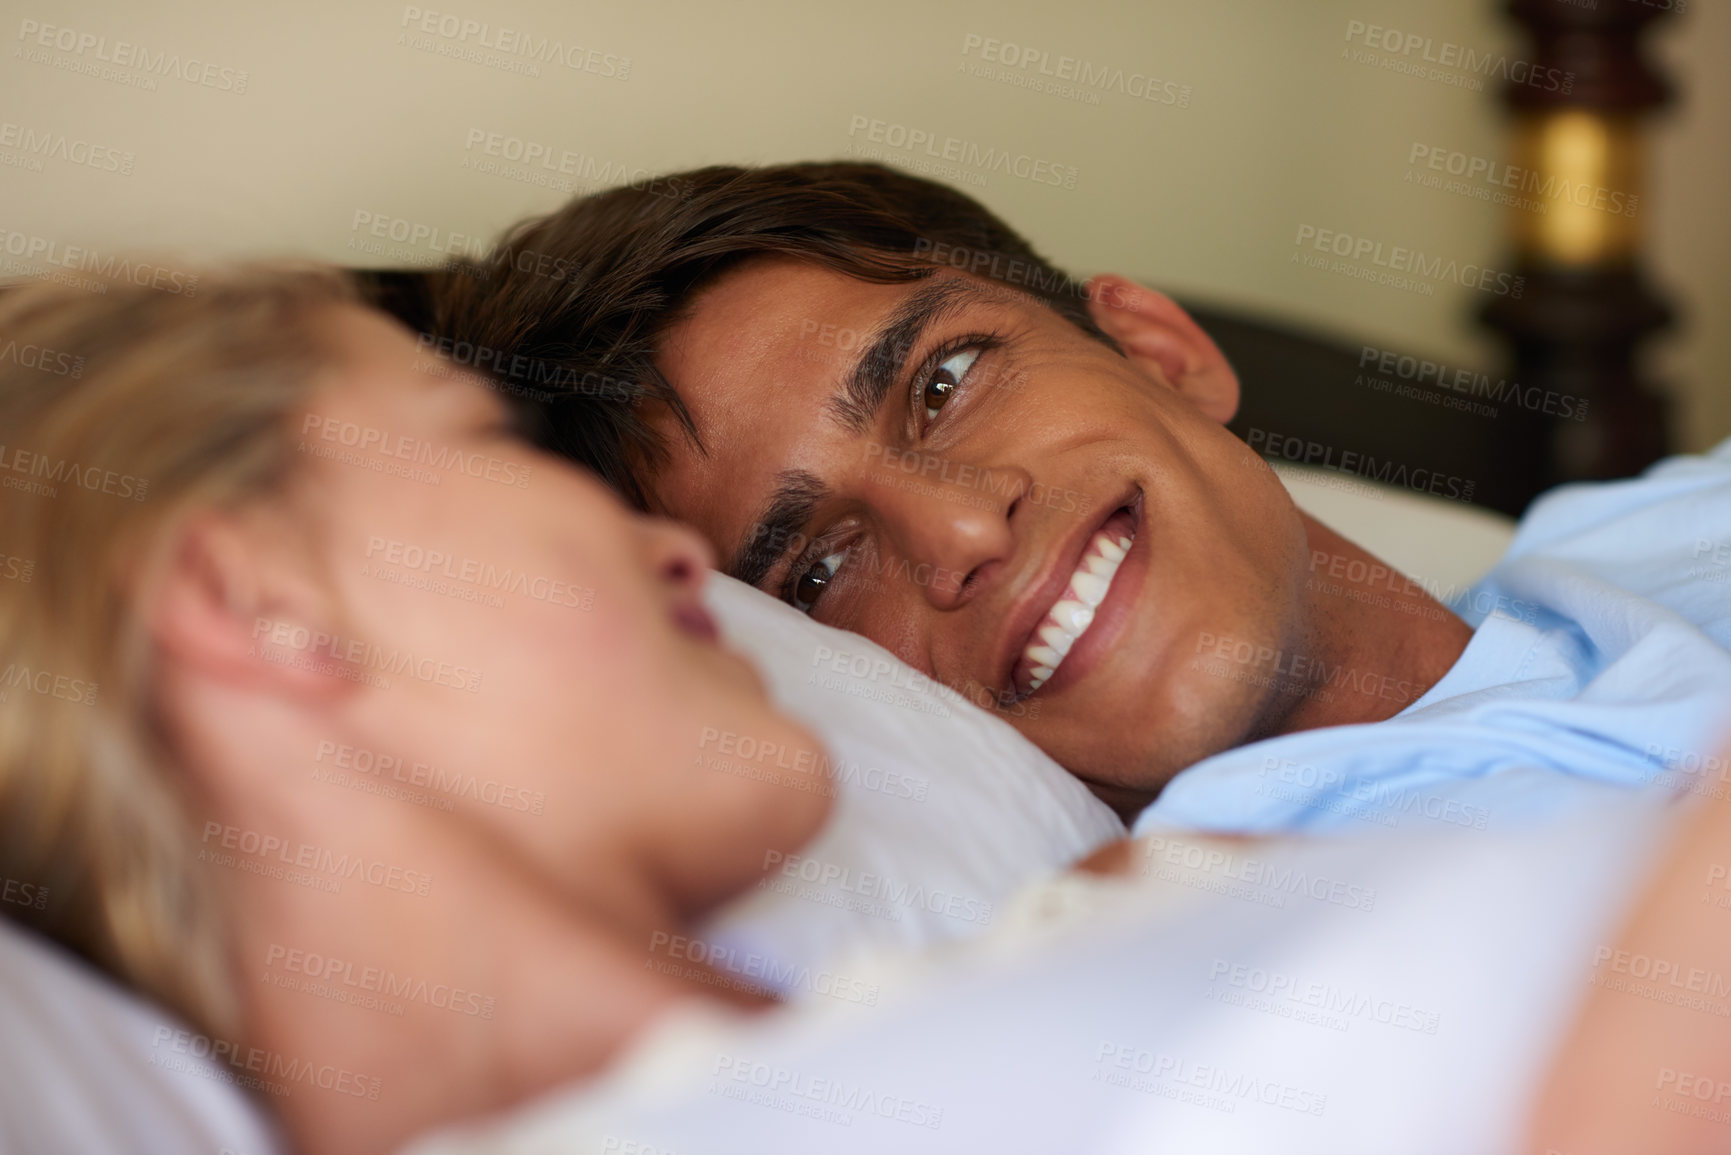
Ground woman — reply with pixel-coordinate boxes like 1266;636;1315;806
0;269;1722;1155
0;268;828;1155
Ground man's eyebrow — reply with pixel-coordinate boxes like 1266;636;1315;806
828;277;985;435
729;468;830;589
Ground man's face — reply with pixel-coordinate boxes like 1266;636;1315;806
648;257;1312;807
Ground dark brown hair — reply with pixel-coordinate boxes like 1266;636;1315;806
432;161;1109;509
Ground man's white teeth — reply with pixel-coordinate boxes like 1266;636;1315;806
1071;571;1110;607
1022;524;1134;693
1025;644;1062;669
1052;598;1094;634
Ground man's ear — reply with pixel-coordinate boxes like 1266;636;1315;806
1085;274;1240;425
145;510;354;702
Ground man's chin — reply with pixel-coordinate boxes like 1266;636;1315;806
1081;776;1162;824
1040;689;1257;822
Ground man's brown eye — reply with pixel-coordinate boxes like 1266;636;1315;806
791;549;847;614
923;375;956;415
921;348;979;420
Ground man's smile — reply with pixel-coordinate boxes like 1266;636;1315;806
1005;488;1144;700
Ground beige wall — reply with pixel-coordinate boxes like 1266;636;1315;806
3;0;1725;448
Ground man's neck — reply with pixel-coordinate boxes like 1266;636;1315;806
1263;514;1474;738
1060;513;1475;821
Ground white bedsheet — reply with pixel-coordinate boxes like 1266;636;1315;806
408;785;1673;1155
0;919;282;1155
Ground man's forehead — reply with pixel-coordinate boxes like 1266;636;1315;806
670;257;912;366
649;261;908;535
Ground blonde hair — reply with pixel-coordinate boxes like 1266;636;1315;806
0;267;356;1036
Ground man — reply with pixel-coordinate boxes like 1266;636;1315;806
435;162;1731;830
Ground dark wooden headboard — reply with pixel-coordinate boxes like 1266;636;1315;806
1191;303;1546;518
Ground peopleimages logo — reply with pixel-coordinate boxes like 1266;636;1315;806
348;210;493;263
1141;833;1379;913
1206;958;1442;1034
415;332;634;403
314;739;548;815
649;932;882;1007
699;726;928;801
0;338;83;379
397;6;630;78
958;32;1192;108
1590;945;1731;1007
710;1054;944;1130
15;19;250;93
1356;344;1587;423
865;443;1084;512
0;662;98;706
761;849;993;926
0;120;134;174
250;615;484;694
1341;19;1572;94
1293;224;1523;298
0;440;148;502
299;410;533;488
1257;755;1491;831
461;129;685;201
1093;1041;1328;1116
1245;428;1476;503
1;876;48;911
363;535;595;611
846;115;1078;189
0;229;199;296
1406;142;1637;218
150;1026;380;1100
264;943;496;1019
199;820;435;897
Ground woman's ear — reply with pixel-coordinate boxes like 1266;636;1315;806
145;509;355;702
1085;274;1240;425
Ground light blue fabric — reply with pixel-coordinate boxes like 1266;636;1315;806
1133;438;1731;837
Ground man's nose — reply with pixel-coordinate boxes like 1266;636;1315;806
866;451;1031;609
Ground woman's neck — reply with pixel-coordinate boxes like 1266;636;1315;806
207;765;705;1155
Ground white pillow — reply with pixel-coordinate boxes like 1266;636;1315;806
0;578;1120;1153
0;576;1122;1153
0;917;281;1155
696;575;1126;994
